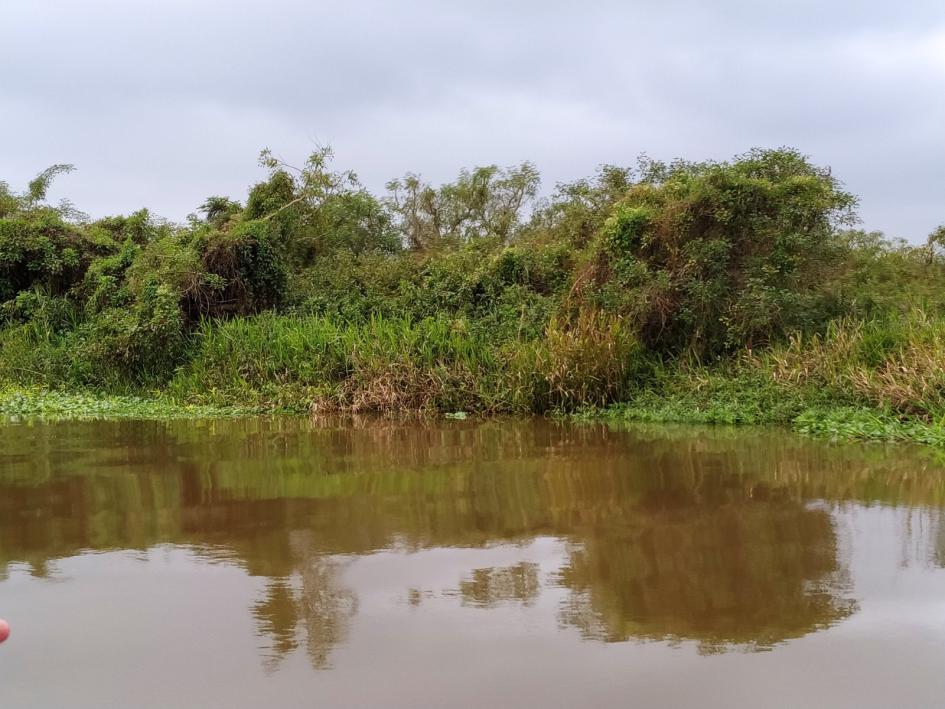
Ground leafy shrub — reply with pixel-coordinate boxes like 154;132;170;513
826;229;945;318
581;148;856;356
76;283;186;387
0;209;94;301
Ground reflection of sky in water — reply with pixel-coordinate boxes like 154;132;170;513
4;506;945;708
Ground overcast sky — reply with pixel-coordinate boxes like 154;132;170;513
2;0;943;240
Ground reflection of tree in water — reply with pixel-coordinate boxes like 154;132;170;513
7;417;945;659
459;562;540;608
251;531;357;671
557;499;856;653
936;512;945;568
887;507;945;570
253;579;299;665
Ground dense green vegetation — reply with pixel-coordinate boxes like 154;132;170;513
2;147;944;442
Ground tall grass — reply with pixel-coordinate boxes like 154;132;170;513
763;310;945;423
0;323;82;388
170;310;640;414
169;313;501;412
594;309;945;446
505;310;639;411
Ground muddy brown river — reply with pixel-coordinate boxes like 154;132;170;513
2;417;945;708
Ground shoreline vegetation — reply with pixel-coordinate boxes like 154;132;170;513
3;385;944;448
0;387;263;420
2;148;945;445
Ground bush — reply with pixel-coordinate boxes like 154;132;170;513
580;148;856;356
0;208;96;301
77;283;186;387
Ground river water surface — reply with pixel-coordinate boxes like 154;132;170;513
2;418;945;708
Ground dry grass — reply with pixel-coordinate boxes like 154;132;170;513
763;310;945;421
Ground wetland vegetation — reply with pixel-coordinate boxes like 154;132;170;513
2;148;944;443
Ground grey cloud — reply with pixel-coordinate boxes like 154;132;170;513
2;0;943;239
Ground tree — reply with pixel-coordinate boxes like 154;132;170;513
247;147;399;262
927;223;945;263
0;164;95;301
198;196;242;229
386;162;540;249
531;164;633;247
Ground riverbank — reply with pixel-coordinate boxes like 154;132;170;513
576;345;945;448
585;400;945;448
4;147;944;442
4;385;945;449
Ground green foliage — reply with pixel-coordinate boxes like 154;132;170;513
928;224;945;262
210;219;287;312
763;310;945;422
77;283;186;387
1;147;944;445
827;230;945;318
0;206;92;301
506;311;641;411
289;249;412;320
0;323;69;386
169;313;500;412
170;309;641;415
793;407;945;447
593;366;945;448
249;147;400;263
245;168;296;221
24;164;76;207
583;148;856;356
1;290;77;331
198;196;242;229
0;164;99;302
531;165;634;248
